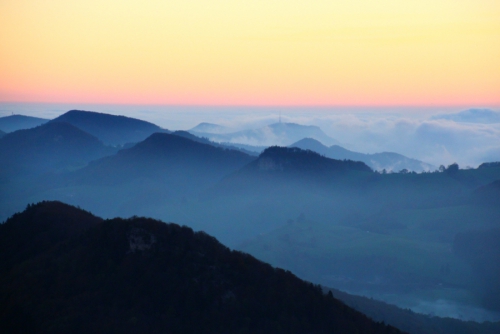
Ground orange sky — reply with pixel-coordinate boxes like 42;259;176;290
1;1;499;106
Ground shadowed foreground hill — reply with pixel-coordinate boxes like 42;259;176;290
0;201;402;334
0;121;114;177
51;110;169;145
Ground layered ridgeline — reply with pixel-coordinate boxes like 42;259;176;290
0;201;402;334
71;132;254;188
0;129;4;138
32;132;256;218
211;146;372;197
0;121;115;178
0;114;48;133
1;115;500;326
51;110;169;146
291;138;435;172
190;122;341;147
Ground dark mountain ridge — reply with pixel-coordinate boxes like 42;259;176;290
0;114;48;133
51;110;169;145
210;146;372;197
74;132;255;186
0;201;402;334
254;146;372;174
0;121;114;178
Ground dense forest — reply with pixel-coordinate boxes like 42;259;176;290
0;201;402;334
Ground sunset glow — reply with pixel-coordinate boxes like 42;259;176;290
1;0;499;106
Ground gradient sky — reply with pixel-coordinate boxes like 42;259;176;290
1;1;499;106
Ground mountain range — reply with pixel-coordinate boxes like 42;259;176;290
1;109;500;331
190;121;340;147
0;121;114;178
291;138;435;172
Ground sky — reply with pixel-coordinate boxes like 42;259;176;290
1;1;499;106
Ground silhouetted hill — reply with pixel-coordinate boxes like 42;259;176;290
0;201;403;334
291;138;435;172
51;110;169;145
254;146;372;173
0;129;4;138
0;114;48;133
209;146;372;199
191;122;340;147
0;122;114;177
72;133;255;191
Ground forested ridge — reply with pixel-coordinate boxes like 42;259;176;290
0;201;403;334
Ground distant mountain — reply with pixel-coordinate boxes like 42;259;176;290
71;132;255;192
210;146;372;199
327;287;500;334
0;122;114;177
190;122;230;134
0;201;402;334
291;138;435;172
431;109;500;124
0;129;5;138
249;146;372;174
51;110;169;145
0;114;48;133
190;122;340;147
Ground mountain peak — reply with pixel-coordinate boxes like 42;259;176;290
52;110;167;145
256;146;371;173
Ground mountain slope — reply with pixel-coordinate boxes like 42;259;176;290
0;129;4;138
0;201;403;334
191;122;340;147
212;146;372;195
51;110;169;145
0;114;48;133
172;130;259;156
327;287;500;334
0;122;114;177
74;132;255;186
291;138;435;172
